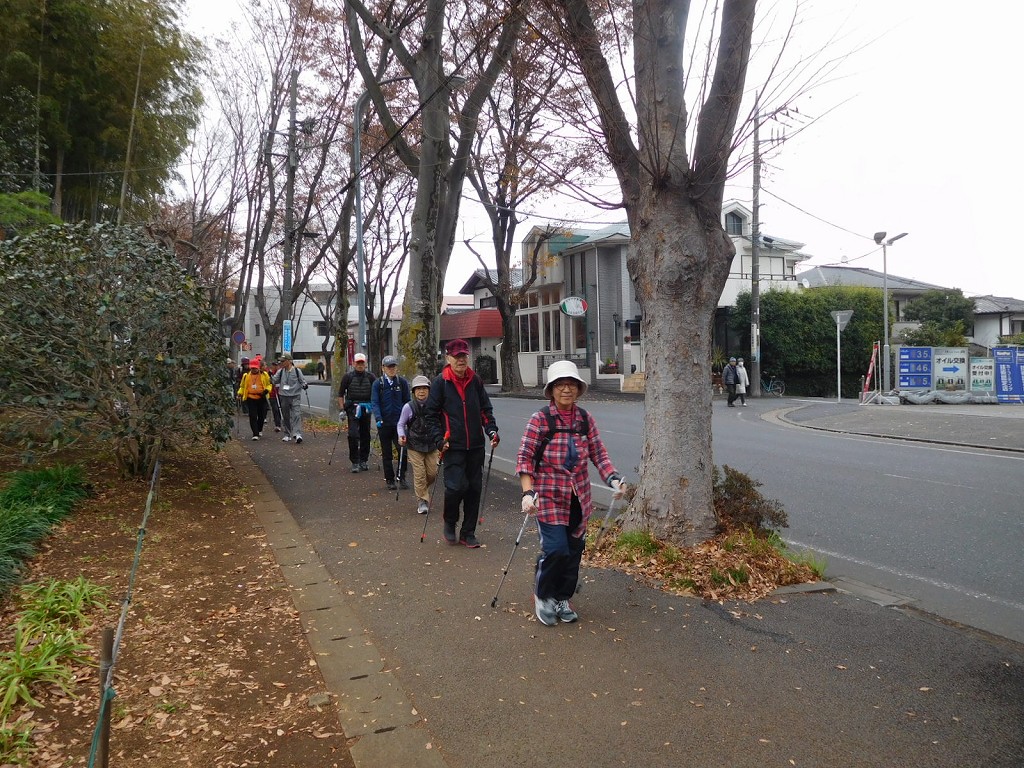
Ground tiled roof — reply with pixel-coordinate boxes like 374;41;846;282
440;308;503;340
973;295;1024;314
797;266;947;292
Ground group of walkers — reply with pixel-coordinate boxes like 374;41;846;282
234;338;628;627
234;353;310;443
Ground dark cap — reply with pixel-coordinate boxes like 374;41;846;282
446;338;470;356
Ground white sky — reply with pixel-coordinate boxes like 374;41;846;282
183;0;1022;301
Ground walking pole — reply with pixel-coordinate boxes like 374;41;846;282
420;452;444;543
328;413;345;466
395;445;406;501
478;442;496;527
593;495;620;549
491;512;532;608
304;389;317;437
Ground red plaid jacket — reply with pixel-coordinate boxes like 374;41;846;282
515;404;618;537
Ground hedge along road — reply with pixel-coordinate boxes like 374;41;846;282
305;384;1024;644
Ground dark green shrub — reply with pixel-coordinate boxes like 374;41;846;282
712;464;788;532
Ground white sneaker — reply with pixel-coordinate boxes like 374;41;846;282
251;435;259;441
282;436;291;442
295;435;303;444
554;599;579;623
534;595;557;626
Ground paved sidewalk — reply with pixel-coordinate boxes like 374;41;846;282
226;403;1024;768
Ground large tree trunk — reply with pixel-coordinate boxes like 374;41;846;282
624;202;734;545
498;300;524;392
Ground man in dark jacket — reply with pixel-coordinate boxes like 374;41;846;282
425;338;499;548
337;353;376;472
723;357;739;407
371;355;410;491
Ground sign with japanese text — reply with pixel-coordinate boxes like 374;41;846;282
969;357;995;393
932;347;968;391
283;320;292;353
993;347;1024;403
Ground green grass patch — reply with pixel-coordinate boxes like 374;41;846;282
0;465;89;594
614;530;659;561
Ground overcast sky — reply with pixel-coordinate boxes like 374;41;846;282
184;1;1021;300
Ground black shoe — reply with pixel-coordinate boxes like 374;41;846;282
351;463;360;474
398;479;409;490
443;522;457;544
359;462;369;471
386;481;397;491
460;534;481;548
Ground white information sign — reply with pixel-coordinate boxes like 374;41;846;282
970;357;995;393
932;347;968;391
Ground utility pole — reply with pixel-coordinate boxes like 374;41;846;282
281;69;299;353
749;98;762;397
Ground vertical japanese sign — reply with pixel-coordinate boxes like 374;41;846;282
993;347;1024;403
932;347;968;391
283;320;292;354
969;357;995;393
898;346;933;390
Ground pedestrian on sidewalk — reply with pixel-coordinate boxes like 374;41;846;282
267;359;284;432
372;355;411;490
316;359;325;380
397;375;440;514
724;357;739;407
273;352;308;444
425;338;499;548
238;357;271;440
337;353;375;472
736;357;750;406
516;360;626;626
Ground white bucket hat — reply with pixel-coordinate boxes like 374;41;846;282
544;360;588;399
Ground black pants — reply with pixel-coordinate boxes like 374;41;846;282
442;448;484;536
377;425;406;483
726;384;737;405
347;410;371;463
246;397;268;436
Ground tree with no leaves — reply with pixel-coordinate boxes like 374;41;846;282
544;0;758;545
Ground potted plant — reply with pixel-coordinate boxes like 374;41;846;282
601;357;619;374
711;347;727;393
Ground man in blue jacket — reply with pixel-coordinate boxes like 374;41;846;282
371;355;410;491
425;338;499;548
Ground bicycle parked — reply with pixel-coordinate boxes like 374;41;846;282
761;375;785;396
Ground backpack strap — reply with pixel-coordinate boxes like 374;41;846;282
532;406;589;472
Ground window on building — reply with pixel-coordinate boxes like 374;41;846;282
480;296;496;308
255;324;261;337
519;314;539;352
314;321;329;337
573;317;587;352
542;310;562;352
726;211;744;236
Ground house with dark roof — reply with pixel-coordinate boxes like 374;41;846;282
453;202;811;389
967;295;1024;351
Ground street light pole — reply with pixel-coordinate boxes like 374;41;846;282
352;89;372;356
872;231;909;393
282;69;299;353
749;106;762;396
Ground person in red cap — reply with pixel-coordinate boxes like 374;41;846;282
424;338;499;547
237;357;272;440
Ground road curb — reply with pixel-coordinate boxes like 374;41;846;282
223;440;449;768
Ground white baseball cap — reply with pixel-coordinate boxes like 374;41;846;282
353;353;367;363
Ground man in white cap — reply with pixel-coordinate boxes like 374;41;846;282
337;353;376;472
272;352;308;443
371;355;410;490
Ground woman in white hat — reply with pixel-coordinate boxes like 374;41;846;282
397;375;440;514
515;360;627;626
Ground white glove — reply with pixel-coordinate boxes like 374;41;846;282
609;476;626;498
521;491;538;515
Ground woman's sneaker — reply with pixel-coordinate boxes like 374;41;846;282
534;595;557;626
554;599;578;623
417;500;430;514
